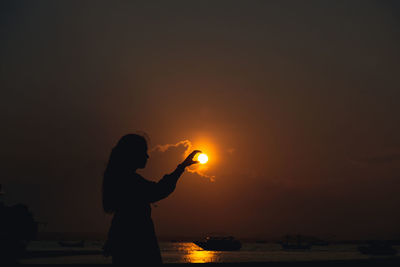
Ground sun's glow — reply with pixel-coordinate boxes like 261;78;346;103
180;242;218;263
198;153;209;164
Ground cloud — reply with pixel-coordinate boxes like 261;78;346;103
186;166;216;182
151;140;192;155
151;140;215;181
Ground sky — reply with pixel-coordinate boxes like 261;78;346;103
1;0;400;240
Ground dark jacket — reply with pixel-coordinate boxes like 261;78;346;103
104;167;184;264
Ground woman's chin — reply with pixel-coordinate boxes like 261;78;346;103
139;162;147;169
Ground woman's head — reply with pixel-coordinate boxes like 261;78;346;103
113;134;149;170
102;133;149;213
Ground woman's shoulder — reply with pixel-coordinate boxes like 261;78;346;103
131;172;153;184
131;172;145;180
115;172;146;185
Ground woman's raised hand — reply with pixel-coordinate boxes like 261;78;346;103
180;150;202;168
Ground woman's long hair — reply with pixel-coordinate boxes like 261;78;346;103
102;134;148;213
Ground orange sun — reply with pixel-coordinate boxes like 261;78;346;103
197;153;209;164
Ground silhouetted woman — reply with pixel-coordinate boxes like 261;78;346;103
102;134;200;264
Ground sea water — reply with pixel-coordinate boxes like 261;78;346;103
20;241;399;264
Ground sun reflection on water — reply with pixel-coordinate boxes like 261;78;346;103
179;242;220;263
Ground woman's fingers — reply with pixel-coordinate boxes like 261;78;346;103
188;150;202;159
182;150;202;167
186;160;199;167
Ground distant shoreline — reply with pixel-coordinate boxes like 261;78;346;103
34;230;400;244
20;258;400;266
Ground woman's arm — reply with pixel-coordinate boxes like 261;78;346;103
145;164;186;203
142;150;201;203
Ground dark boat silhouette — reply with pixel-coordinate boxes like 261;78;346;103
358;241;398;256
279;235;312;250
58;240;85;248
194;236;242;251
308;235;334;246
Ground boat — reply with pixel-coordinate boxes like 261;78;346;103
194;236;242;251
358;241;398;256
279;235;312;250
58;240;85;247
308;235;334;246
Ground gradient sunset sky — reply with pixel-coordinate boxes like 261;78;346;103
1;1;399;240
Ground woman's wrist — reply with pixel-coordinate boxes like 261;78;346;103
177;164;186;171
